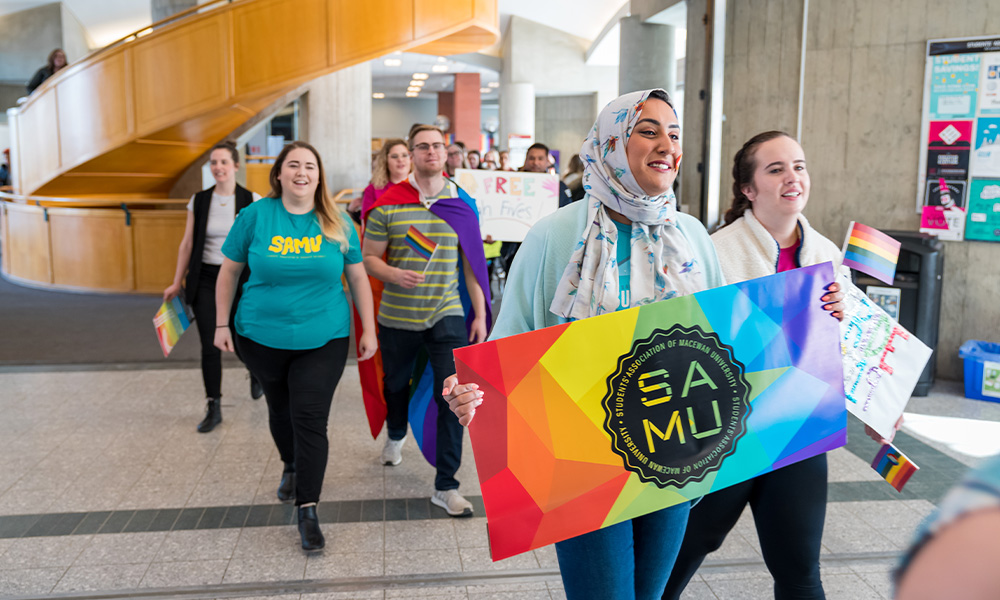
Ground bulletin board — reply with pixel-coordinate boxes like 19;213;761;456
917;35;1000;242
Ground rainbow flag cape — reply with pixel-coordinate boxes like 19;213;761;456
355;178;491;466
153;297;191;357
404;225;438;260
455;262;846;560
841;222;901;285
871;443;918;492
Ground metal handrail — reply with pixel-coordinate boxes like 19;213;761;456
0;191;188;208
332;189;355;204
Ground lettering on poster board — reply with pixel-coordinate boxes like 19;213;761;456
842;291;910;411
601;325;752;488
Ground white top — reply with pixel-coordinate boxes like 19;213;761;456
710;208;842;283
187;191;261;265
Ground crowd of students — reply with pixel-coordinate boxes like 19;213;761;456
161;88;972;600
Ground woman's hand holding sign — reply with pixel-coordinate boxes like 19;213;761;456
443;374;482;426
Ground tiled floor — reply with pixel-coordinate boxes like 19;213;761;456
1;363;997;600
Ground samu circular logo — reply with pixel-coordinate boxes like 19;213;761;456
602;325;752;488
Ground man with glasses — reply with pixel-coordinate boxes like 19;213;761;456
360;125;490;517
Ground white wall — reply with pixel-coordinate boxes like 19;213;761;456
371;97;438;140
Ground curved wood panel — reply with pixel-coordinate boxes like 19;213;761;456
8;0;497;197
4;204;52;284
1;200;188;293
233;0;331;96
56;49;133;170
3;0;498;293
132;14;232;135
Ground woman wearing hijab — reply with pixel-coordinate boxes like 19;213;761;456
443;90;723;599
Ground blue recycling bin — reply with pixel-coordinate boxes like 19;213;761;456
959;340;1000;402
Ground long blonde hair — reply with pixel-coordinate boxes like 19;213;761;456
371;138;407;189
268;141;349;251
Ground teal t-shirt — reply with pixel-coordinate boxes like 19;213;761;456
221;198;362;350
615;220;631;310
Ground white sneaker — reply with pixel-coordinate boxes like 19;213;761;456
381;436;405;466
432;489;473;517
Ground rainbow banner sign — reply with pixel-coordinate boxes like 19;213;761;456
841;222;901;285
454;263;847;560
153;297;191;358
871;443;919;492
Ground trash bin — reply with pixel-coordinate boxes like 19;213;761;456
852;231;943;396
959;340;1000;402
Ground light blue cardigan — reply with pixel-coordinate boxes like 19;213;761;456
489;200;726;340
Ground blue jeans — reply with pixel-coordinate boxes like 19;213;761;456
378;316;467;491
555;502;690;600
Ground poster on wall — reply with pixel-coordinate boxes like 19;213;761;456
917;35;1000;245
964;178;1000;242
971;118;1000;178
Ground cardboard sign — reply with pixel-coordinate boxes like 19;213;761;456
455;168;558;242
840;279;932;440
455;263;846;560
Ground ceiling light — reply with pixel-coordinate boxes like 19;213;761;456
480;88;491;94
405;91;419;97
437;56;447;62
487;81;500;88
413;73;429;80
409;80;425;87
432;65;448;73
372;92;385;99
407;86;421;92
383;58;402;67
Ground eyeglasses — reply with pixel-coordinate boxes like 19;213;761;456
412;143;446;153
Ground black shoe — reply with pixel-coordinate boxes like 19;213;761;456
297;505;325;551
196;398;221;433
277;471;295;502
250;375;263;400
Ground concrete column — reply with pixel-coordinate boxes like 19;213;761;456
301;63;372;194
499;82;534;149
618;16;676;96
151;0;197;22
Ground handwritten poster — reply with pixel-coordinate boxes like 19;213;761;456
840;279;932;440
455;169;559;242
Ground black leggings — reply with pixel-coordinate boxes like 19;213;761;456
236;334;349;505
191;265;224;398
663;453;828;600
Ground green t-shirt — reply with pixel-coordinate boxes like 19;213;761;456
615;220;631;310
221;198;362;350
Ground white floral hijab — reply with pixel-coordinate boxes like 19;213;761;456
550;89;707;320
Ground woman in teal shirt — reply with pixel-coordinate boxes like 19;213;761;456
214;141;377;552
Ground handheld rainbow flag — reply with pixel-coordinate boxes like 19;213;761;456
405;225;438;260
871;443;919;492
842;222;901;285
153;297;191;357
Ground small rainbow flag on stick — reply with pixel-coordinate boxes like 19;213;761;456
153;296;191;357
404;225;438;273
842;221;901;285
871;443;919;492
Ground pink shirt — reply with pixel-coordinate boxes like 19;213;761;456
777;238;801;273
